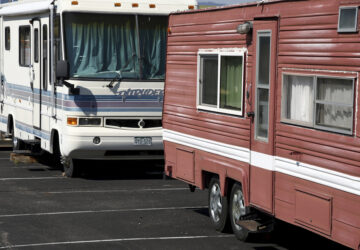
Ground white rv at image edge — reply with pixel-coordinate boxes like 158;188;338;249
0;0;198;176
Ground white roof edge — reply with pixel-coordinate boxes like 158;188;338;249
0;0;53;16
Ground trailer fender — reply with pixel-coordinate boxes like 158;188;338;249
226;166;250;206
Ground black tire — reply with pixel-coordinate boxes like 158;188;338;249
208;177;230;232
52;133;62;169
63;158;81;178
11;124;24;151
229;183;250;241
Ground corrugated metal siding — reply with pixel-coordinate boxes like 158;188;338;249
164;0;360;176
164;8;251;148
276;0;360;177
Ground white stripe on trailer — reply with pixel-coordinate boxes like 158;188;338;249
163;129;360;196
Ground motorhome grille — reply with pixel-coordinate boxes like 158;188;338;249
105;119;162;128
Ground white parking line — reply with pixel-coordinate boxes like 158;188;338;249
44;187;189;194
0;206;208;218
0;235;233;249
0;177;62;181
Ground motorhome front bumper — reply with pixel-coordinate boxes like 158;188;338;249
61;127;163;160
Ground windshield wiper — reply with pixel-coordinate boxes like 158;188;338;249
106;71;122;89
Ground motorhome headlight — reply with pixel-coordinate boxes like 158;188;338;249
79;117;102;126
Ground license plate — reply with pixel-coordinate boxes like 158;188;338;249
134;137;152;146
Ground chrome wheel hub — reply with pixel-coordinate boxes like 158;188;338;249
232;189;246;230
210;183;222;223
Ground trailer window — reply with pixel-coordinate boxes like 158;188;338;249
282;75;314;126
19;26;31;67
281;74;354;135
315;77;353;133
220;56;243;111
200;55;218;107
5;27;10;51
338;6;358;33
198;49;245;116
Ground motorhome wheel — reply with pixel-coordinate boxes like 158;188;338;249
63;158;81;178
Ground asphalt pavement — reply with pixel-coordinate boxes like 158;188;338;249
0;148;350;250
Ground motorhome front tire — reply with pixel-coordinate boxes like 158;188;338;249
63;158;81;178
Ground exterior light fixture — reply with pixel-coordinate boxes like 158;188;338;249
93;137;101;145
237;21;253;34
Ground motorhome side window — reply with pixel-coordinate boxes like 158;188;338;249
198;51;244;116
281;74;354;134
55;16;62;61
19;26;31;67
5;27;10;50
43;24;48;90
34;28;39;63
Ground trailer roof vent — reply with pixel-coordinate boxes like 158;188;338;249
338;6;358;33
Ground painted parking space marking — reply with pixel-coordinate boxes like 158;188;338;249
0;206;208;218
44;187;189;194
0;235;233;249
0;177;62;181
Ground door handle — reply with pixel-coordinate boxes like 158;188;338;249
247;111;255;118
247;111;255;122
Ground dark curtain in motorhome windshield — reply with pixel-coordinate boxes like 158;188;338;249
64;13;167;80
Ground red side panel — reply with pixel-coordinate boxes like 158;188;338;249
176;147;195;183
250;167;273;212
275;172;360;249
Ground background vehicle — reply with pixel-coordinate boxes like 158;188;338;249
0;0;197;177
163;0;360;248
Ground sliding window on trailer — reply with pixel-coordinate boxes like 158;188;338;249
197;48;246;117
281;72;355;135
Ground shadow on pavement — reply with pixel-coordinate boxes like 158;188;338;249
79;159;166;181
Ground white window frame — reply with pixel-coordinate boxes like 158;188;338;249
338;6;358;33
281;72;355;135
197;48;246;116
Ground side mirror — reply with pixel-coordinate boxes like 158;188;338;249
56;60;69;80
55;60;79;95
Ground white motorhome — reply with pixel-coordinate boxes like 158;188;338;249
0;0;197;176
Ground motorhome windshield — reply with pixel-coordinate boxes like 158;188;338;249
63;13;167;80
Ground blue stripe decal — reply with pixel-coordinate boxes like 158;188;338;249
15;121;50;141
63;107;162;112
0;116;7;125
5;82;163;112
6;82;163;101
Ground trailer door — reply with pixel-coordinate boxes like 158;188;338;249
249;20;278;214
31;20;41;130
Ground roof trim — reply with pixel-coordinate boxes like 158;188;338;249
171;0;303;16
0;0;53;16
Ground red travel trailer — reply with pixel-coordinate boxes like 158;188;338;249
162;0;360;248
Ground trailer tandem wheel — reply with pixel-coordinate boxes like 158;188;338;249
229;182;249;241
208;177;230;232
